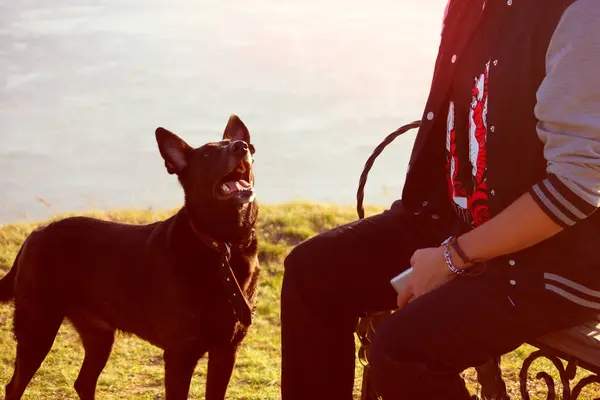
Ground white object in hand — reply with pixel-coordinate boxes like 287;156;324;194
390;267;413;294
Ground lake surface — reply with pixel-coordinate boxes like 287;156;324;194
0;0;447;223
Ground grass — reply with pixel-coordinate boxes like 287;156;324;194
0;202;598;399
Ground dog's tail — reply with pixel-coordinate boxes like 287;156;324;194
0;245;22;302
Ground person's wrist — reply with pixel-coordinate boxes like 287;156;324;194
440;238;468;276
446;243;471;269
449;236;480;269
435;246;460;278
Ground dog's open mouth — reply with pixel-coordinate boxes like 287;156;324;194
215;159;254;202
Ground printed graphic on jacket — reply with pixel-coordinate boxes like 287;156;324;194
446;61;491;227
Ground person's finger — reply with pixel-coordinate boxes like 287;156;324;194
396;286;414;309
409;251;417;266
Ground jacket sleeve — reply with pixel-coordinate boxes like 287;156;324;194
529;0;600;228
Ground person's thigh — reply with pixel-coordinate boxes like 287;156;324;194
283;200;448;317
369;270;593;399
281;201;450;399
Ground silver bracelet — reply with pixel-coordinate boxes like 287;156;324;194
442;237;466;276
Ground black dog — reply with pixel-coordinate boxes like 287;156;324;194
0;115;260;400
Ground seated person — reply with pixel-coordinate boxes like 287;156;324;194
280;0;600;398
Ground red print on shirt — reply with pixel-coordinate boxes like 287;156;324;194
446;61;491;227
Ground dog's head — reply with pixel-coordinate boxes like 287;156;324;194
155;115;258;237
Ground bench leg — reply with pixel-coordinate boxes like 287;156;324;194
360;364;381;400
475;357;510;400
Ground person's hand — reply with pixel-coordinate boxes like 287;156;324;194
396;246;458;309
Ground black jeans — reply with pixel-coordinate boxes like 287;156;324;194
280;200;592;400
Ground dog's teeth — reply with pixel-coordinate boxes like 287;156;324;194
221;183;231;194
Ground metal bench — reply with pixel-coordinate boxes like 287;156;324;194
520;314;600;399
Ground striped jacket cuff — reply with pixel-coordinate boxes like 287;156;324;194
529;174;598;227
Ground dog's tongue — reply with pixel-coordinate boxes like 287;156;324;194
221;180;251;194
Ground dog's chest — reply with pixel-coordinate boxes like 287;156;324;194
154;253;258;346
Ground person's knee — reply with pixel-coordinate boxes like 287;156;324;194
283;229;335;283
283;240;309;277
281;238;323;303
282;240;313;294
282;233;344;319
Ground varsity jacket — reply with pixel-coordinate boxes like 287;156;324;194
401;0;600;311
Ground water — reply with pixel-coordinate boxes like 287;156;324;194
0;0;447;224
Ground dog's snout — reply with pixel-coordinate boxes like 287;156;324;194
231;140;249;154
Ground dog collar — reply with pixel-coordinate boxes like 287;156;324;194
190;224;231;258
189;224;255;258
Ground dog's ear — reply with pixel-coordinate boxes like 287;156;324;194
223;114;250;144
155;127;192;175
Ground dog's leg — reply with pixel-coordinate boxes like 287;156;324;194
163;348;201;400
70;314;115;400
205;343;240;400
5;307;64;400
